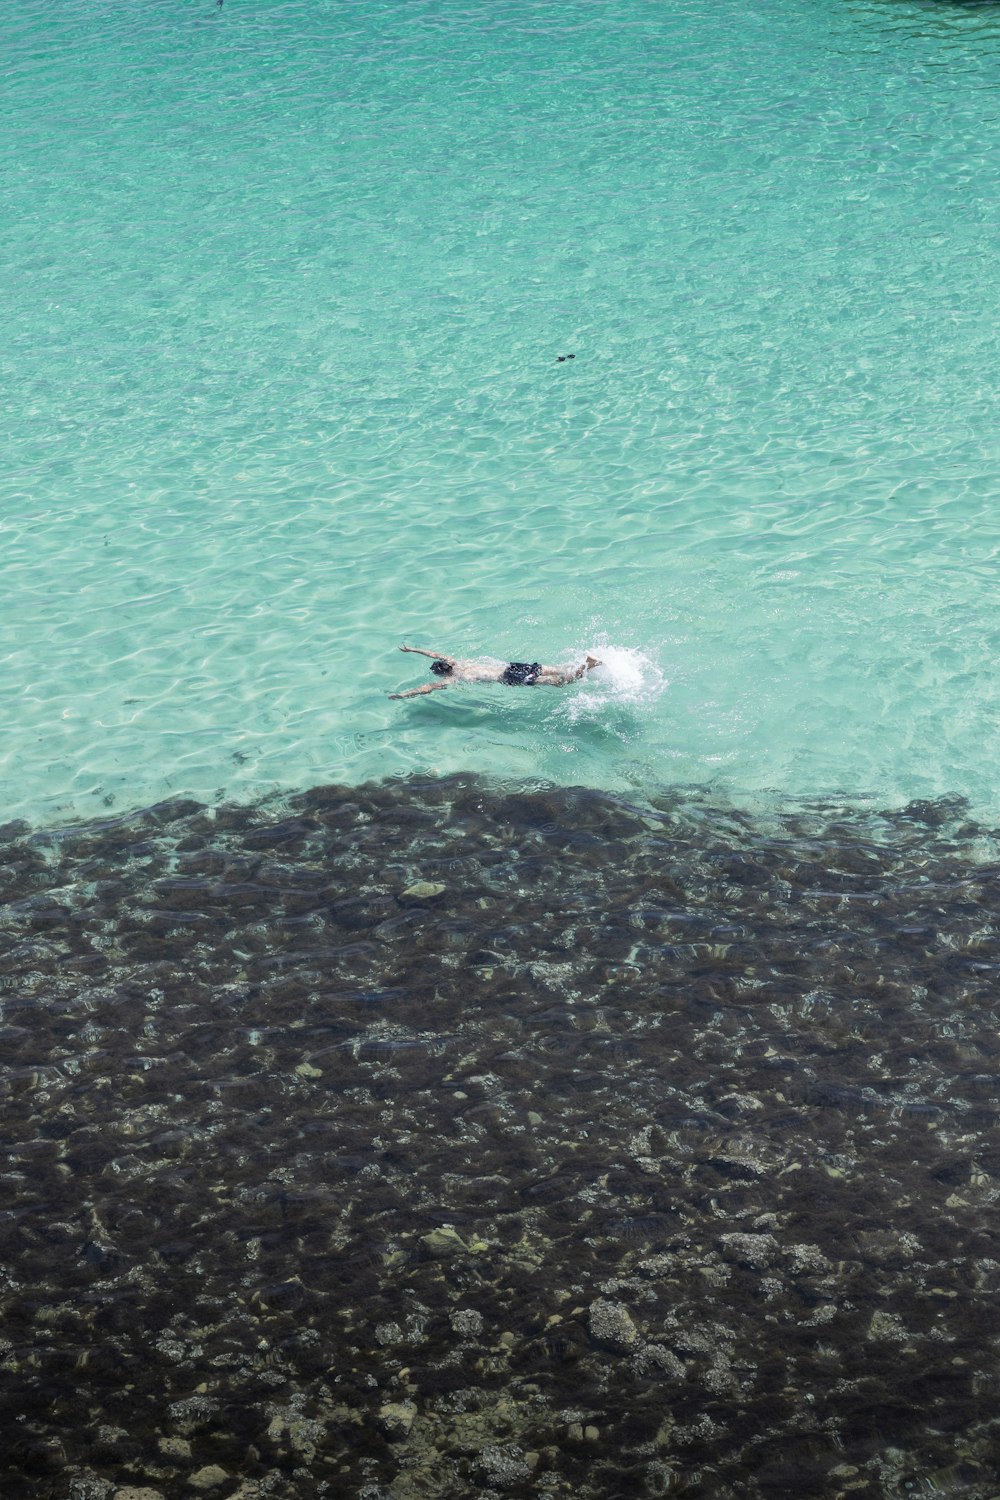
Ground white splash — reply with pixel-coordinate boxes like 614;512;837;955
556;643;666;721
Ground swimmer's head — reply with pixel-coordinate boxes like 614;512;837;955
430;659;453;675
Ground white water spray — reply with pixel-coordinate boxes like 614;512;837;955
557;643;666;722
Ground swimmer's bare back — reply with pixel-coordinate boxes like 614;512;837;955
388;645;601;699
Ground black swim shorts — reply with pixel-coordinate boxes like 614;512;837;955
501;661;541;686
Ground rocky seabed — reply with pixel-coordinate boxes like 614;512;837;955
2;775;1000;1498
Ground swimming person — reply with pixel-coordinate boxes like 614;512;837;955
388;644;601;699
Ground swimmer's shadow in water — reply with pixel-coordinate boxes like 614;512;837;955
391;693;496;726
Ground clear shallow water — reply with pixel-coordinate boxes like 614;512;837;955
5;0;1000;825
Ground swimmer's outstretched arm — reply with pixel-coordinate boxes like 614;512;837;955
388;682;451;700
399;644;457;665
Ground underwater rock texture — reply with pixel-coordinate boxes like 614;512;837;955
2;775;1000;1498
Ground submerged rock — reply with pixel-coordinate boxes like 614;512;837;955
188;1471;229;1493
450;1308;485;1337
378;1401;418;1438
588;1298;640;1351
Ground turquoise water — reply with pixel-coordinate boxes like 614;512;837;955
8;10;1000;1489
6;0;1000;826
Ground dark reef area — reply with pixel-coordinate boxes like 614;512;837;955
2;774;1000;1499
